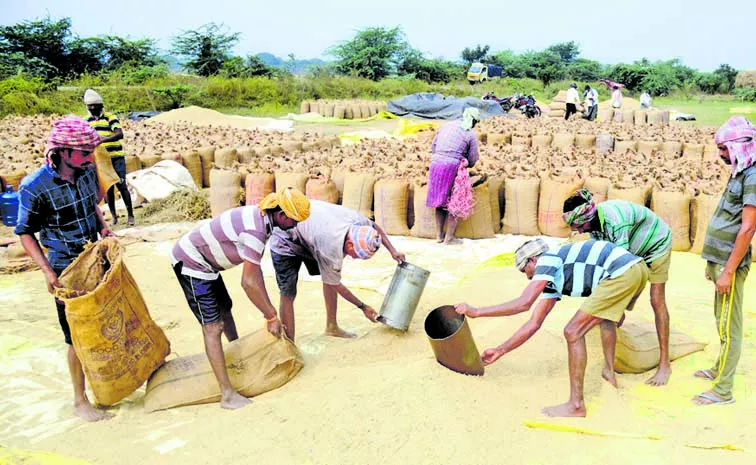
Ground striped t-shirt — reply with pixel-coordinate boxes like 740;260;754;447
170;206;272;280
87;112;125;157
591;200;672;264
702;165;756;267
533;240;642;300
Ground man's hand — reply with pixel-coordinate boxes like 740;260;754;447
715;269;734;295
266;317;282;338
391;251;406;264
362;305;378;322
481;347;504;365
44;269;62;294
454;303;478;318
100;227;116;238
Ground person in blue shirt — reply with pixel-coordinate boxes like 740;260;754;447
15;116;116;422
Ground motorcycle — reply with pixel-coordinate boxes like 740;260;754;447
513;93;541;119
482;92;513;112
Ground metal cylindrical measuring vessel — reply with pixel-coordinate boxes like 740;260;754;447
377;262;430;331
424;305;484;376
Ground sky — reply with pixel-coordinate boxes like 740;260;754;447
1;0;754;71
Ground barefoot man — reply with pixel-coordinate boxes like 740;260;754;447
455;239;648;417
270;200;405;340
170;188;309;409
562;189;673;385
693;116;756;406
15;116;116;421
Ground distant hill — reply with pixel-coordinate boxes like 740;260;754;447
256;53;328;74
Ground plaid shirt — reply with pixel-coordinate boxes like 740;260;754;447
14;165;101;270
431;121;479;166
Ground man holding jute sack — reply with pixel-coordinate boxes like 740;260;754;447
15;116;115;422
170;188;310;410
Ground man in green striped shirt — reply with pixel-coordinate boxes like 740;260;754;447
85;89;135;226
694;116;756;406
563;191;673;386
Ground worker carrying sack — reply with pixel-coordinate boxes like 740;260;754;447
55;237;170;406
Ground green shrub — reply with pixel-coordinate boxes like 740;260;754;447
735;87;756;102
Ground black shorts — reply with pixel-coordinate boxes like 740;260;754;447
52;267;72;345
271;251;320;298
110;156;126;184
173;262;233;325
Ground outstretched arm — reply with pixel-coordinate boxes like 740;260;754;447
456;280;548;318
480;298;558;365
373;223;405;264
329;282;377;322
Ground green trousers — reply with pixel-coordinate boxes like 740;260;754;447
706;261;750;398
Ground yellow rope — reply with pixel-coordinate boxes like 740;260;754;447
714;276;736;385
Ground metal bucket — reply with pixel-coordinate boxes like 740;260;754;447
377;262;430;331
424;305;484;376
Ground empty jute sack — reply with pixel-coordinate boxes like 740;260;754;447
144;329;303;412
614;321;706;374
56;238;170;406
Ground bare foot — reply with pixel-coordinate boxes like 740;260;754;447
542;401;586;418
127;216;135;227
74;400;115;422
436;236;444;243
443;238;463;245
325;326;357;338
646;365;671;386
602;366;618;388
220;390;251;410
692;390;734;406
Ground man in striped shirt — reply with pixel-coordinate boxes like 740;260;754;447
84;89;135;226
693;117;756;406
563;190;673;386
170;188;310;410
455;239;648;418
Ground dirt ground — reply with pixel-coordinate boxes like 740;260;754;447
1;231;754;465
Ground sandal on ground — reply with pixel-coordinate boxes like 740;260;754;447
693;392;735;405
694;369;716;381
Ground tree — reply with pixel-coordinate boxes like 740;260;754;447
714;64;738;93
523;50;565;85
491;50;528;78
566;59;603;81
546;41;580;63
99;36;161;69
329;27;408;80
0;17;72;79
398;48;454;83
460;44;490;65
171;23;240;76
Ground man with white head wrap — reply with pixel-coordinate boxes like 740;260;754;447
693;116;756;406
425;106;481;244
84;88;135;226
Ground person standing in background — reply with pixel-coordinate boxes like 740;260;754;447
565;83;580;120
85;89;135;227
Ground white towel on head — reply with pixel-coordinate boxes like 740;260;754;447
84;89;104;105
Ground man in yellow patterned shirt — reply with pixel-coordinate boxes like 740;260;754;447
85;89;135;226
